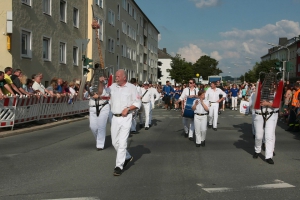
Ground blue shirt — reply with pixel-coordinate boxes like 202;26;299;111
174;90;182;99
163;85;174;96
230;88;239;97
57;85;63;93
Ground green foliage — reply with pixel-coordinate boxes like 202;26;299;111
169;54;194;84
193;55;222;79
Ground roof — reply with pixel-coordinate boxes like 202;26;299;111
158;48;173;59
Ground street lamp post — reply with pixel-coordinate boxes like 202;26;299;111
267;43;290;81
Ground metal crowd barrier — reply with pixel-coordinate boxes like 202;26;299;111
0;95;89;130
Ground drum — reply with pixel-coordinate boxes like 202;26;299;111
183;97;197;118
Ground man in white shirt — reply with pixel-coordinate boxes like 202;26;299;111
99;69;141;176
32;73;51;96
148;81;160;126
205;82;226;131
176;79;199;140
130;78;142;133
139;82;154;130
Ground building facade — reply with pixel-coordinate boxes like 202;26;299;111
0;0;159;86
0;0;88;85
158;48;174;86
86;0;159;83
261;36;300;79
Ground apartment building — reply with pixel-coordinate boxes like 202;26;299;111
87;0;160;83
261;36;300;78
158;48;174;85
0;0;88;85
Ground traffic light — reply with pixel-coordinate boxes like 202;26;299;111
157;67;163;79
82;55;93;68
83;67;90;75
275;61;282;71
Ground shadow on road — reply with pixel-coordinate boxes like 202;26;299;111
150;119;162;127
124;145;151;171
232;122;254;156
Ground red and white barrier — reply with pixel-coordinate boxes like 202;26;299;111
0;94;89;130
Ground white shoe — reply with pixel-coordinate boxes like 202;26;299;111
235;108;237;111
232;108;234;110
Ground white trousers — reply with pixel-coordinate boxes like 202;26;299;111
139;102;151;128
194;114;207;144
208;103;219;128
111;113;132;170
254;112;278;159
183;117;194;137
231;97;238;108
89;104;110;148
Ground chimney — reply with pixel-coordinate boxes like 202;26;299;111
163;48;167;53
278;37;288;46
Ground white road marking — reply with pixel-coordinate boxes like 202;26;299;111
199;180;296;193
44;198;100;200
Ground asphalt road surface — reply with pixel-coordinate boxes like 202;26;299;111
0;108;300;200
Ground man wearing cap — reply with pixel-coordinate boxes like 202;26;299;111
139;81;153;130
98;69;141;176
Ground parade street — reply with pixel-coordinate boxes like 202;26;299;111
0;108;300;200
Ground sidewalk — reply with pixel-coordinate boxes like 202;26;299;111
0;114;89;138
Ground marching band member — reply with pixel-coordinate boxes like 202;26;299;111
99;69;141;176
205;82;226;131
148;81;160;126
176;79;199;140
192;91;210;147
139;82;154;130
88;80;110;151
252;76;282;165
130;78;142;133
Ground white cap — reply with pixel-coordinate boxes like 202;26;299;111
143;81;149;85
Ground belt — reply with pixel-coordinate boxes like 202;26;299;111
209;102;217;103
142;102;149;103
91;103;108;107
100;96;110;100
113;114;122;117
255;110;279;115
195;113;208;116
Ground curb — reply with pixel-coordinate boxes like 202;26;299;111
0;115;89;138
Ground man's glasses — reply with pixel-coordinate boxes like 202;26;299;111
189;82;193;84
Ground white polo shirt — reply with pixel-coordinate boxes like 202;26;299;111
107;82;141;114
179;87;199;101
32;81;46;94
205;87;226;102
192;99;210;114
141;88;153;103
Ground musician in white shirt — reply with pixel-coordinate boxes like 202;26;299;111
99;69;141;176
176;79;199;140
139;82;154;130
205;82;226;131
130;78;142;133
192;91;210;147
148;82;160;126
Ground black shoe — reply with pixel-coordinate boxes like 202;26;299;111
196;144;201;147
189;137;193;141
208;125;212;128
139;124;143;128
124;156;133;168
218;111;221;115
292;126;299;132
285;126;294;131
253;152;259;159
213;128;217;131
131;131;137;134
184;133;188;138
113;167;122;176
262;143;265;151
145;127;149;130
273;152;276;156
266;158;274;164
97;148;103;151
149;124;152;127
201;141;205;147
253;135;255;139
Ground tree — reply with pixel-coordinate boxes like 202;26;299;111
169;54;194;84
193;55;222;80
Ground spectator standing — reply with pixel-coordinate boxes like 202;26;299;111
32;73;51;96
162;81;174;110
0;71;15;99
10;69;31;96
3;67;22;96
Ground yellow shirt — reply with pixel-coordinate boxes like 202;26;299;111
3;74;12;95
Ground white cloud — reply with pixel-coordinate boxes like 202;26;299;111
191;0;221;8
210;51;222;60
177;44;206;63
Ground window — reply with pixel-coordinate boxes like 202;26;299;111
43;37;51;60
59;42;66;63
117;29;120;45
122;44;126;57
128;3;132;16
133;8;136;20
122;0;127;10
43;0;51;15
96;17;103;41
117;4;120;20
108;9;115;26
73;46;78;65
122;21;127;34
60;0;66;22
107;38;114;53
21;0;31;6
21;30;32;58
95;0;103;8
73;7;79;28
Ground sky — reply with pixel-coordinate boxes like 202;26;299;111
135;0;300;78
